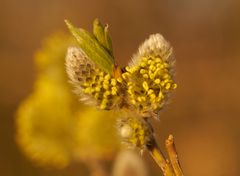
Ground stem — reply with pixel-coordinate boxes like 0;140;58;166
147;140;175;176
165;135;184;176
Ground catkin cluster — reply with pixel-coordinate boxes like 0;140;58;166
65;20;177;150
66;35;176;115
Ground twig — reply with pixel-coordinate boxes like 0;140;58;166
146;135;184;176
147;140;175;176
165;135;184;176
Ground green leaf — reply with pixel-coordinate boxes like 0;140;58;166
104;25;113;56
65;19;114;74
93;19;114;57
93;19;105;48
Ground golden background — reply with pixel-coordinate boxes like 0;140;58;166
1;0;240;175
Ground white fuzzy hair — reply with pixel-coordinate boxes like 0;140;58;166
65;46;97;106
129;34;175;69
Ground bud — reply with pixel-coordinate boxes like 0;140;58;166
117;116;154;150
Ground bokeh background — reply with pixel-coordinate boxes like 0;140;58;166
1;0;240;175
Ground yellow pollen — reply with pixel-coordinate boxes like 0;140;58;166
141;96;146;101
103;91;111;98
165;83;171;90
111;87;118;95
131;99;136;105
84;87;92;94
158;91;163;98
149;73;155;80
147;89;154;95
155;58;162;63
103;84;109;90
117;78;123;83
94;93;99;99
99;72;104;76
149;65;156;71
143;74;149;79
163;73;170;79
142;57;148;62
95;86;101;92
99;103;107;109
127;82;132;86
150;94;156;100
152;104;158;110
99;76;104;82
111;79;117;86
154;68;161;75
163;63;169;68
142;81;149;91
137;96;142;102
154;79;161;84
122;73;129;80
83;82;90;87
127;89;133;95
140;62;146;67
140;69;146;74
125;66;130;72
139;129;144;135
172;83;177;89
160;81;165;87
104;74;111;80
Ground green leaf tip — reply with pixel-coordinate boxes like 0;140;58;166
64;19;114;74
93;19;105;49
93;18;114;57
103;24;113;56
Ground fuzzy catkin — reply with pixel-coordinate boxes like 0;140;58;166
66;47;123;110
117;116;154;150
122;34;177;118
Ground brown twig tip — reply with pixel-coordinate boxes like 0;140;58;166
148;143;175;176
165;135;184;176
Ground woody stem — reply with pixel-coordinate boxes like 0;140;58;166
147;140;175;176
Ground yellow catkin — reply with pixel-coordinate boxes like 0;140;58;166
119;117;153;149
124;54;176;116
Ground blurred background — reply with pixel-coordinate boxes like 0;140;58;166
1;0;240;175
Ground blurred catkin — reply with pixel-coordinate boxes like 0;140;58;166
16;33;120;168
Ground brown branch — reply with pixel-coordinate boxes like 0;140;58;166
165;135;184;176
147;140;175;176
146;135;184;176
